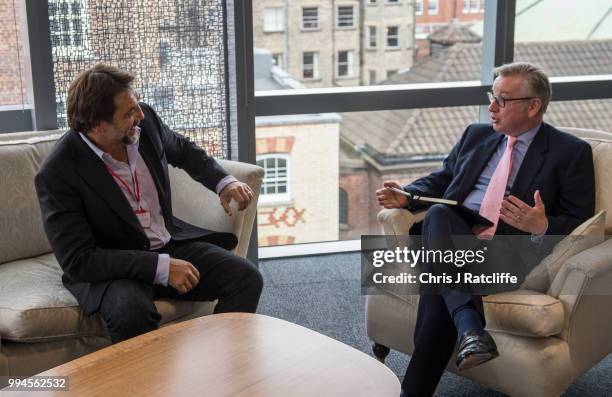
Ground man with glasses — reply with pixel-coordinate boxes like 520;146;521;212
376;62;595;396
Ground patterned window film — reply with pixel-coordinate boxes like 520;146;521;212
48;0;229;158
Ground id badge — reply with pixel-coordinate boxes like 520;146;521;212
135;209;151;228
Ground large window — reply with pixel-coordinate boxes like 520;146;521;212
337;50;354;78
263;7;284;32
302;51;319;80
336;6;355;28
257;154;290;202
302;7;319;30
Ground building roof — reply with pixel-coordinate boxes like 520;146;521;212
470;0;612;42
341;40;612;163
428;19;481;46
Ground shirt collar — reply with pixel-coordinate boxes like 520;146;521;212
510;122;542;146
78;132;140;166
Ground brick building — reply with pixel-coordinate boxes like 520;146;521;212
414;0;484;60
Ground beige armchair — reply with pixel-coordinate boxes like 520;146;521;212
366;127;612;397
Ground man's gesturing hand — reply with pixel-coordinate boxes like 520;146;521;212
376;181;409;209
219;181;254;216
499;190;548;235
168;258;200;295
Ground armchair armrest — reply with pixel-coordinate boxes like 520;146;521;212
217;160;264;257
377;208;427;236
547;238;612;373
169;160;264;258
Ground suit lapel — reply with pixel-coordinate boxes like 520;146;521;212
69;132;144;234
455;132;503;202
510;123;549;201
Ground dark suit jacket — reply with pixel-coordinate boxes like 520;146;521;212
35;103;237;315
404;122;595;237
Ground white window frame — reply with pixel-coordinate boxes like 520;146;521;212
336;5;355;28
336;50;354;78
257;154;291;203
263;7;284;32
302;51;319;80
428;0;439;15
415;0;423;16
386;26;399;48
301;7;319;30
463;0;470;13
469;0;479;13
368;26;377;48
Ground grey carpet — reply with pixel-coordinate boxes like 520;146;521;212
257;252;612;396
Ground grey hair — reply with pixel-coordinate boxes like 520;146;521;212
494;62;552;114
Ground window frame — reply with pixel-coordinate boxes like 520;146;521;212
336;5;355;29
386;26;399;49
263;7;285;32
336;50;354;78
301;7;319;30
257;154;291;204
302;51;319;80
368;26;377;48
428;0;439;15
415;0;423;16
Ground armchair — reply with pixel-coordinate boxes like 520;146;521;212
366;127;612;396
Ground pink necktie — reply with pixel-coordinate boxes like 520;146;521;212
474;136;517;240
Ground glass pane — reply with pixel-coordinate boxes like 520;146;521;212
0;0;32;108
255;106;480;246
545;99;612;131
472;0;612;77
47;0;229;158
253;1;483;90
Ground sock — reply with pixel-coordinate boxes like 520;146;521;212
453;303;484;337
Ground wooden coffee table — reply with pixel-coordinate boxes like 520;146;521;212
25;313;400;396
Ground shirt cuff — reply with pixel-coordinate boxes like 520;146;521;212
154;254;170;286
530;224;548;244
216;175;239;195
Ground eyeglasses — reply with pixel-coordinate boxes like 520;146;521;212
487;92;535;108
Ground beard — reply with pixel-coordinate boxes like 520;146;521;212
122;125;141;145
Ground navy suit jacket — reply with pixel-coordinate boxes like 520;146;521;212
404;122;595;237
35;103;237;315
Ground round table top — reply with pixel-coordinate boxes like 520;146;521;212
30;313;400;397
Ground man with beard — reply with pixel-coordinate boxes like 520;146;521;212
35;63;263;343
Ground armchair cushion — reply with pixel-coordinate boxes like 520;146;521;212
0;253;213;343
483;291;564;337
521;210;606;292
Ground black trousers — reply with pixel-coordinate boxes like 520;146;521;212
98;239;263;343
402;204;536;396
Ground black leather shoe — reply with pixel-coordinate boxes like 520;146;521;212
456;330;499;371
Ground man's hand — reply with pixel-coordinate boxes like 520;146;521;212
499;190;548;235
168;258;200;294
219;181;254;216
376;181;409;209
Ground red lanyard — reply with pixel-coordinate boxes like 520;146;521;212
105;165;141;209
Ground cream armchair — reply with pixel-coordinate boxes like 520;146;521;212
365;127;612;397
